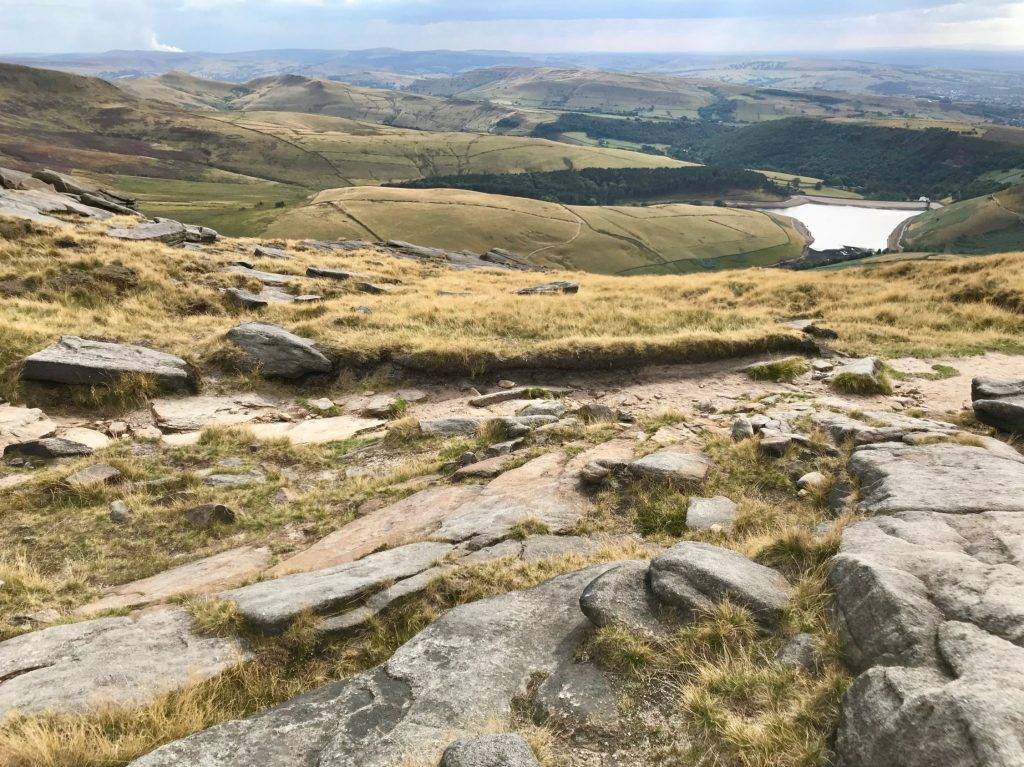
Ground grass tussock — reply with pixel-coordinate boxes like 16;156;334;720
830;371;893;397
745;357;810;383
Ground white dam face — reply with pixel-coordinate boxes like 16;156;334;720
766;203;921;251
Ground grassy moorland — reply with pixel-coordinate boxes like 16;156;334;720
901;184;1024;254
2;216;1023;388
3;215;1024;766
264;186;808;274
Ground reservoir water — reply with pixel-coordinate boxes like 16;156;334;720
764;203;922;251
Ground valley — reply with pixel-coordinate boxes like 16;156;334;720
3;27;1024;767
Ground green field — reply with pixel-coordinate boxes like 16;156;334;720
265;185;808;274
901;185;1024;254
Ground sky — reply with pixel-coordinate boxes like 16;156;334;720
2;0;1024;55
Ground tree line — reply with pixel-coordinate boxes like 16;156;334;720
388;165;782;206
533;114;1024;200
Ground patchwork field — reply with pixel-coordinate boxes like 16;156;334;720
264;186;809;274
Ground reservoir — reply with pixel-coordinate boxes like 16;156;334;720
763;202;923;251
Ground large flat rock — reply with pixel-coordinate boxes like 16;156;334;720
77;546;272;616
850;442;1024;515
810;409;956;446
433;440;636;549
247;415;385;445
151;393;282;433
830;441;1024;766
128;565;614;767
0;608;247;718
221;541;453;633
21;336;196;390
269;484;484;576
0;404;56;451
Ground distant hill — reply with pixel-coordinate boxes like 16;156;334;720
265;185;809;274
5;48;1024;113
901;185;1024;254
406;66;993;125
0;63;687;235
119;72;530;133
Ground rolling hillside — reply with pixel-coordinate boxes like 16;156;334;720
119;72;530;133
901;185;1024;254
264;185;809;274
407;66;988;124
0;63;685;235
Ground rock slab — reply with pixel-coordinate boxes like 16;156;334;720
22;336;195;390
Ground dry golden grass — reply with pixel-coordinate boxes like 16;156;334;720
2;220;1024;395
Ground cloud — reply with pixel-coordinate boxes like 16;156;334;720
0;0;1022;54
148;32;183;52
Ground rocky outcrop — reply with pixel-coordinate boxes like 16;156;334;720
21;335;196;390
127;565;614;767
0;404;56;451
515;281;579;296
649;542;792;629
628;447;710;486
221;541;454;634
579;560;670;638
107;219;187;246
225;322;332;379
269;484;484;576
972;376;1024;434
0;608;247;718
77;546;272;616
829;439;1024;766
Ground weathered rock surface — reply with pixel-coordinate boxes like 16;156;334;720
849;442;1024;515
419;417;485;436
247;415;385;445
151;393;281;433
107;219;186;245
440;734;541;767
971;376;1024;402
65;463;121;488
4;436;94;459
830;440;1024;767
0;608;247;717
579;560;669;637
0;404;55;451
317;565;456;636
22;335;196;390
222;541;453;633
628;447;710;486
829;357;886;392
128;565;613;767
270;484;483;576
433;442;634;549
533;661;620;733
811;409;955;446
686;496;738;531
649;542;792;628
78;546;272;616
225;264;294;286
974;395;1024;434
515;280;579;295
469;386;569;408
226;322;332;379
835;623;1024;767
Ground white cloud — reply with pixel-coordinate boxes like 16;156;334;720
148;32;184;52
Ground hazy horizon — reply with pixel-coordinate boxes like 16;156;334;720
3;1;1023;58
